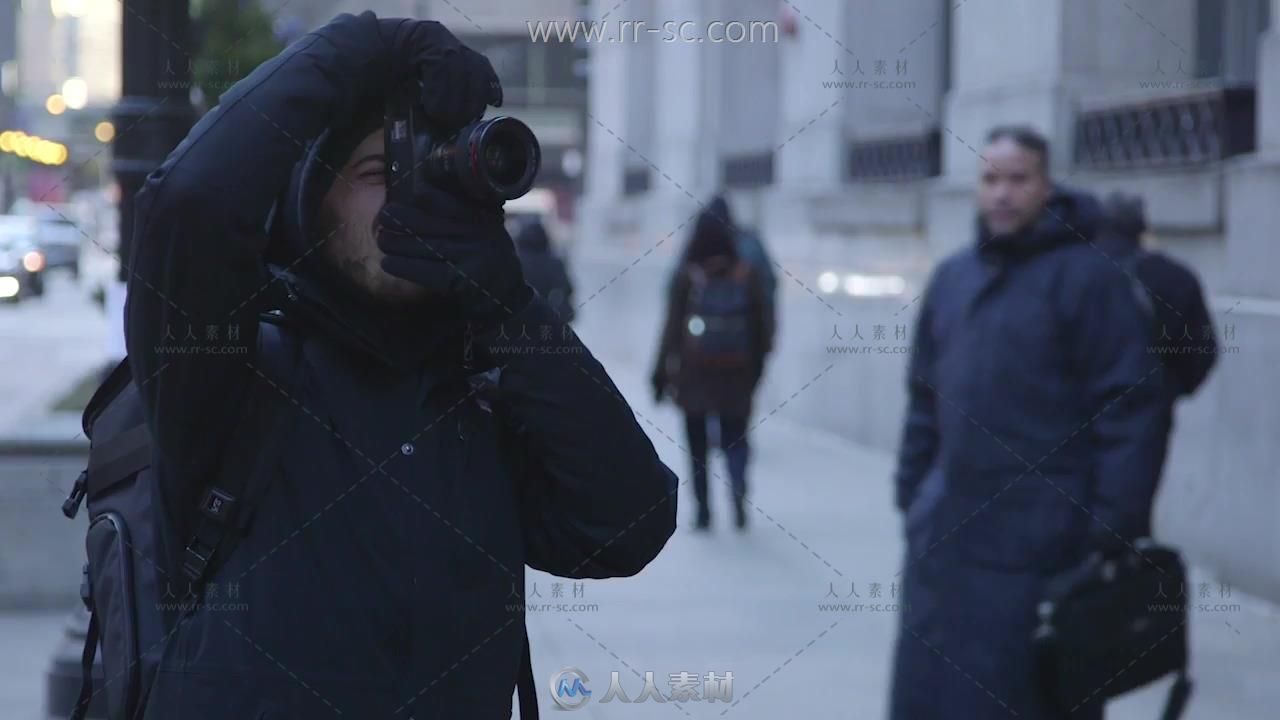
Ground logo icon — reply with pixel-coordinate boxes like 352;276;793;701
551;667;591;710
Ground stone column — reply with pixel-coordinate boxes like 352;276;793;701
774;0;846;189
577;0;632;249
648;0;713;232
1257;0;1280;151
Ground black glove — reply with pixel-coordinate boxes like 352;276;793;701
376;187;532;330
376;18;502;130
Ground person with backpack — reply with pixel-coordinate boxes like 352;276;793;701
66;12;676;720
1099;191;1218;398
1098;191;1218;478
513;219;576;323
671;195;778;321
650;201;774;531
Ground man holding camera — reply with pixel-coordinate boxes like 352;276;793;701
124;12;676;718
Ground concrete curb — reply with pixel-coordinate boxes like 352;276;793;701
0;411;90;611
0;412;88;457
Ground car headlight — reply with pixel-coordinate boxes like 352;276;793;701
22;250;45;272
0;276;20;298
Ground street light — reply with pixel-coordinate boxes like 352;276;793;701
94;121;115;143
62;77;88;110
50;0;88;19
45;93;66;115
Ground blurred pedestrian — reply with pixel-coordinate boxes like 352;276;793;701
888;126;1167;719
674;195;778;322
652;199;774;530
514;218;576;322
1098;191;1217;399
1098;191;1218;496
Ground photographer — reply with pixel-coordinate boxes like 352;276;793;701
124;11;676;719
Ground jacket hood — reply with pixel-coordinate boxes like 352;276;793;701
976;185;1103;259
684;202;738;265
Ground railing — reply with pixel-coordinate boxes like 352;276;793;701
722;152;775;189
845;130;941;181
622;166;650;195
1072;87;1256;171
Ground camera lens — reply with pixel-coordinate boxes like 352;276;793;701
425;117;541;202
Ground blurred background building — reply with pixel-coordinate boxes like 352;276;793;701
578;0;1280;605
1;0;119;205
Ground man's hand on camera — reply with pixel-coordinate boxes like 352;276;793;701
377;19;503;130
377;188;532;331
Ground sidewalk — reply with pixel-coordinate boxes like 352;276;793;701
525;348;1280;718
0;608;74;720
0;272;106;440
3;318;1276;719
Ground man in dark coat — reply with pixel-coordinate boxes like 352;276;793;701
888;126;1167;719
124;12;676;718
651;201;774;531
513;219;575;322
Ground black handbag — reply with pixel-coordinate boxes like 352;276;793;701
1032;539;1193;719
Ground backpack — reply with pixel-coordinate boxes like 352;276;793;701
1120;251;1216;397
61;311;542;720
682;262;754;368
734;228;776;302
62;315;304;720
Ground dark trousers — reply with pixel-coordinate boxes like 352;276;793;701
684;412;749;516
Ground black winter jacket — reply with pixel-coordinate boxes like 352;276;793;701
893;187;1169;569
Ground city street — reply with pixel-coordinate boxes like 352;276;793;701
2;277;1280;718
2;275;1279;719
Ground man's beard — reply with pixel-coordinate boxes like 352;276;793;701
319;224;430;308
335;253;428;306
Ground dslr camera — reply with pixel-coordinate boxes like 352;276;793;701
384;81;541;205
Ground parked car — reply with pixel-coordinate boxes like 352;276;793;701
35;212;82;278
0;215;47;301
9;199;83;277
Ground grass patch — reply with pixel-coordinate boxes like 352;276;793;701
51;368;106;413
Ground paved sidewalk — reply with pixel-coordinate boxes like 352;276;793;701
4;327;1277;719
0;273;107;438
524;350;1280;719
0;608;75;720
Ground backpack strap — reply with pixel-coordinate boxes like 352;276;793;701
67;608;100;720
179;318;304;586
1160;671;1193;720
81;358;133;439
516;623;539;719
